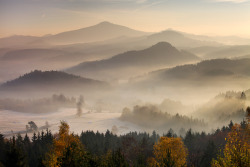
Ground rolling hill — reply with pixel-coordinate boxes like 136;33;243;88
0;49;66;61
131;58;250;88
203;45;250;59
125;58;250;105
66;42;200;81
0;70;110;94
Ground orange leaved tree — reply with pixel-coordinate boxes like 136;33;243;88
148;137;188;167
212;107;250;167
43;121;90;167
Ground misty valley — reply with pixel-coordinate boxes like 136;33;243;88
0;22;249;167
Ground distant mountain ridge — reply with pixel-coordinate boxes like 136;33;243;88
0;22;149;47
1;21;250;84
1;49;65;61
203;45;250;59
0;35;45;48
1;22;250;49
66;42;199;80
144;30;221;48
44;21;149;44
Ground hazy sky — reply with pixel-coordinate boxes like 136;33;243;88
0;0;250;37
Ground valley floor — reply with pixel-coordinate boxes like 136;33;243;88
0;108;142;137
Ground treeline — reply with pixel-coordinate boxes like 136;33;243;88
195;91;248;127
0;129;53;167
0;94;76;113
0;108;249;167
120;105;206;133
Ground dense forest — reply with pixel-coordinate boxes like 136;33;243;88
0;107;249;167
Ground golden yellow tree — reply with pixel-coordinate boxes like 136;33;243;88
43;121;89;167
148;137;188;167
212;108;250;167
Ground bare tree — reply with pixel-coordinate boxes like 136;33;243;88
76;95;84;117
26;121;38;132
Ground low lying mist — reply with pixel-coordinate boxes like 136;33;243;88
0;94;76;113
193;91;249;128
118;89;249;135
120;103;206;135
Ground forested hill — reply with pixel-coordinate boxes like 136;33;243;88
132;58;250;88
158;58;250;78
0;70;110;92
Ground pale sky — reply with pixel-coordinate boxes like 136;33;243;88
0;0;250;37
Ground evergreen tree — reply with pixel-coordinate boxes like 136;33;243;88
101;149;128;167
32;133;37;142
5;136;27;167
200;140;217;167
0;134;5;165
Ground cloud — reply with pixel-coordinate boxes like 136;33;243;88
132;0;166;12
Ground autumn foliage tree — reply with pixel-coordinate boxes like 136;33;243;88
43;121;90;167
148;137;188;167
212;107;250;167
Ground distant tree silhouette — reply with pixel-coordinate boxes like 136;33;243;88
111;125;118;135
76;95;84;117
241;92;247;100
26;121;38;132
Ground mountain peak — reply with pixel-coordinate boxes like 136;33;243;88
45;21;147;44
97;21;114;25
149;42;175;51
152;42;173;47
94;21;120;28
158;30;184;37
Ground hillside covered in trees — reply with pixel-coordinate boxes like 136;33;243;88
0;70;110;97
